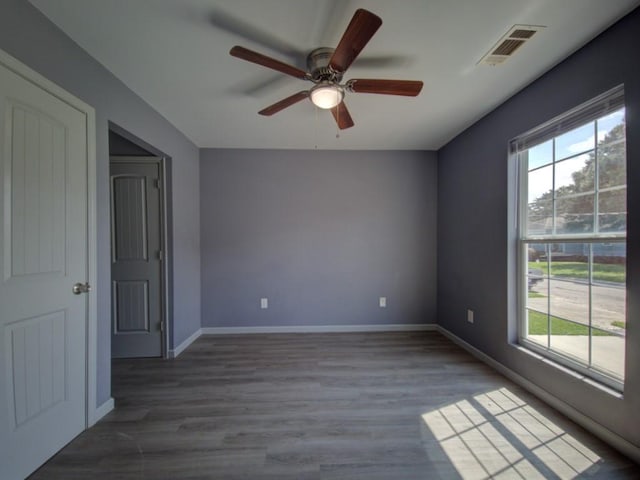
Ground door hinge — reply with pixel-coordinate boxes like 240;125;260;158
157;250;163;260
159;321;164;332
153;178;160;188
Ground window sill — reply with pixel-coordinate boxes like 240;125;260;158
511;342;624;400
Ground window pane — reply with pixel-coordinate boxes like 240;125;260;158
527;140;553;170
549;243;588;281
527;244;547;262
527;164;553;235
591;330;625;380
555;122;595;160
596;109;625;140
549;278;589;327
556;194;594;234
591;279;625;331
591;244;625;379
549;279;589;364
527;243;548;293
549;319;590;365
527;272;547;297
598;143;626;189
555;154;593;194
598;188;626;233
527;244;549;304
526;309;549;348
592;243;626;285
525;243;549;348
592;242;626;330
548;243;590;363
527;201;552;235
528;164;552;203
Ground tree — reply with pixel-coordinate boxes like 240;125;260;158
527;121;626;234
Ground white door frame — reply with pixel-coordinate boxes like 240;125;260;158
0;49;100;426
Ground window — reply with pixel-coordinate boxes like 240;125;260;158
512;86;626;390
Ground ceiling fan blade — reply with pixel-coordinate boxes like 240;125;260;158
233;74;290;97
329;9;382;73
258;91;309;116
330;101;355;130
210;8;304;60
230;46;309;80
353;55;413;69
348;79;424;96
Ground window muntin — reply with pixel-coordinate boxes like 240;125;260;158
515;87;626;389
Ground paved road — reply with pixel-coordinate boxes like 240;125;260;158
528;278;625;333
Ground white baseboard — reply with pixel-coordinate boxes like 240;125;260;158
436;325;640;464
168;324;435;357
168;328;202;358
201;324;437;335
89;397;114;426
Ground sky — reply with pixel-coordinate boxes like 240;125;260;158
526;109;624;204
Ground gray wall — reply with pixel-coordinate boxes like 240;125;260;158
201;149;437;329
0;0;201;406
438;8;640;447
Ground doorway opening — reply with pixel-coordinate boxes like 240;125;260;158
108;124;172;358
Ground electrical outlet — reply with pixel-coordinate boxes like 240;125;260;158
467;309;474;324
379;297;387;308
260;298;268;309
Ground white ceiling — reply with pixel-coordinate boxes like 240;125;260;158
30;0;639;150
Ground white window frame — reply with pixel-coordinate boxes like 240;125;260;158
512;85;626;391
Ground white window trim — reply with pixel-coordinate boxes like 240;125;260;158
512;85;626;392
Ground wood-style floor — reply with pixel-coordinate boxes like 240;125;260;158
31;332;638;479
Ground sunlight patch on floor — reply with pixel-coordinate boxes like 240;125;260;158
421;388;600;479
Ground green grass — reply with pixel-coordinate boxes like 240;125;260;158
528;261;625;283
528;291;546;298
527;310;612;336
611;320;626;329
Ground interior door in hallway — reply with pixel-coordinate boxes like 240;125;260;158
110;158;164;358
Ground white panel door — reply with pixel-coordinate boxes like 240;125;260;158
0;61;88;479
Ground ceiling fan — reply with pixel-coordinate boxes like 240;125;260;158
229;9;423;130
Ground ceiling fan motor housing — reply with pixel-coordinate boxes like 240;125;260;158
229;9;422;130
307;47;343;83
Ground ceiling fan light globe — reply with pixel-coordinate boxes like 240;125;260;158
310;84;343;109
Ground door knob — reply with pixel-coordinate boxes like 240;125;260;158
72;282;91;295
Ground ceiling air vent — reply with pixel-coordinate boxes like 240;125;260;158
479;24;545;66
